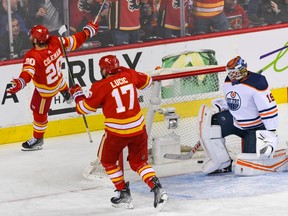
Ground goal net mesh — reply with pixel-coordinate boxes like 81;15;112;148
140;65;242;159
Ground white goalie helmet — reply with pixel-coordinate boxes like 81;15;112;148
226;56;248;84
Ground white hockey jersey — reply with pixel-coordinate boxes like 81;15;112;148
222;72;278;131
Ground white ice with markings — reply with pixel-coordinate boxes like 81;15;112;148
1;104;288;216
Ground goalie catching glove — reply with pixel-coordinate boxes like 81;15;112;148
6;78;26;94
69;84;85;103
83;21;99;38
256;130;278;158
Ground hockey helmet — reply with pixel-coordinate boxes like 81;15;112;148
29;25;49;44
99;55;120;76
226;56;248;84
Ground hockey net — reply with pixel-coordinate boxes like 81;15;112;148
82;63;243;180
141;65;242;161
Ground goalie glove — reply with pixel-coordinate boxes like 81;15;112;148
6;78;26;94
83;21;99;38
256;130;278;158
69;84;85;103
211;98;228;113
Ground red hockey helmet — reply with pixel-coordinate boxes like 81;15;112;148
99;55;120;75
29;25;49;43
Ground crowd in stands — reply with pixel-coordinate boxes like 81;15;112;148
0;0;288;61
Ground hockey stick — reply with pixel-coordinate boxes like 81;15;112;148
164;141;201;160
93;0;107;24
58;25;93;143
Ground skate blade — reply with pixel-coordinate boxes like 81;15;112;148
21;146;43;151
155;193;168;211
112;202;134;209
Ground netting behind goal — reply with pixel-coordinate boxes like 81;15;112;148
139;65;242;160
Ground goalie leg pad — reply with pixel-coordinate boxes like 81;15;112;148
235;149;287;176
198;105;231;174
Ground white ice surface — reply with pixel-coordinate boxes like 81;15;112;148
1;104;288;216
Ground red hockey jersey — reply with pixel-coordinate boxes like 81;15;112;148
158;0;188;30
109;0;141;31
20;32;87;98
193;0;224;18
75;67;152;137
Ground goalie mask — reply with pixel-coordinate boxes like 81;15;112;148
29;25;49;44
99;55;120;78
226;56;248;85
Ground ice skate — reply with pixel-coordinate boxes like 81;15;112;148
111;182;133;209
209;160;233;175
22;137;44;151
151;177;168;211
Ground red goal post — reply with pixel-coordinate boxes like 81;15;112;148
151;66;226;81
141;65;242;161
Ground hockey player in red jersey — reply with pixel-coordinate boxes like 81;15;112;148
6;21;99;151
198;56;279;175
69;55;168;210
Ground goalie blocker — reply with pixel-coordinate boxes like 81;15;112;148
198;104;288;176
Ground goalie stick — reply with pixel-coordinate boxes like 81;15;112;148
58;25;93;143
164;141;201;160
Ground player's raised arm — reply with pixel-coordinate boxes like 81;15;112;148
60;21;99;52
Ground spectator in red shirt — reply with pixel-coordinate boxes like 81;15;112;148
158;0;189;38
69;0;100;33
224;0;250;29
108;0;141;45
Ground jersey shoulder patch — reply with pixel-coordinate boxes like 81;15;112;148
242;72;268;90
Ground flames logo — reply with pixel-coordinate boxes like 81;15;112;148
172;0;180;8
127;0;140;12
172;0;188;8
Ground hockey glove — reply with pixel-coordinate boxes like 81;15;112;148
60;90;73;104
256;130;278;158
70;84;85;103
83;21;99;38
6;78;26;94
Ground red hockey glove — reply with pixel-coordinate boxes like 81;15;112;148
83;21;99;38
6;78;26;94
70;84;85;103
